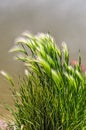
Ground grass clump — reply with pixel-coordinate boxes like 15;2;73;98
1;32;86;129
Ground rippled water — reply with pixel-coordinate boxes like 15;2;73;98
0;0;86;116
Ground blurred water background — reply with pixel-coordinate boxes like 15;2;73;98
0;0;86;116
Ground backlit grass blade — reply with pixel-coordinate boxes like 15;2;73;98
1;32;86;129
0;70;14;86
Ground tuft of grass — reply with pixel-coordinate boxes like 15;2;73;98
1;32;86;129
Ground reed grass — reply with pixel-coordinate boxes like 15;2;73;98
1;32;86;129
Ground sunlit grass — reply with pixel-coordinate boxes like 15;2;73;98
1;32;86;129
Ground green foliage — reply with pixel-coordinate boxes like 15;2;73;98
1;32;86;129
